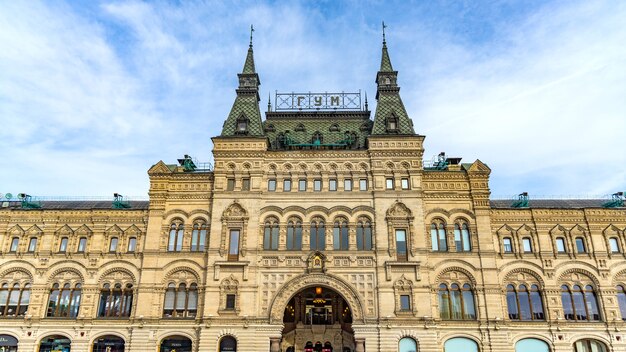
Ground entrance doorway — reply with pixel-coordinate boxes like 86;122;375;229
39;335;71;352
93;335;125;352
0;334;18;352
281;286;354;352
160;336;192;352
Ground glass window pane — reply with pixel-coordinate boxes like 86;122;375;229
431;225;439;251
400;295;410;310
314;179;322;192
462;288;476;319
618;286;626;320
168;228;176;251
438;227;447;251
242;178;250;191
399;337;417;352
515;339;549;352
227;179;235;191
396;230;407;259
268;179;276;192
283;179;291;192
439;286;450;319
329;179;337;191
444;338;478;352
386;178;394;189
28;238;37;252
299;179;306;191
522;238;532;252
359;179;367;191
364;226;372;250
507;288;519;319
573;287;587;320
585;288;600;321
356;227;363;250
556;238;566;252
344;179;352;191
59;238;68;252
10;238;19;252
333;225;340;250
295;225;302;249
530;288;545;320
287;226;294;250
78;237;87;252
462;226;471;251
271;227;279;250
450;286;462;319
576;238;586;253
109;238;118;252
229;230;240;255
503;238;513;253
401;178;409;190
562;286;574;320
176;230;183;251
610;238;620;253
518;286;532;320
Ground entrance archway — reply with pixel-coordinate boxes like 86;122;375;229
93;335;125;352
160;335;192;352
280;286;354;352
39;335;71;352
219;336;237;352
0;334;18;352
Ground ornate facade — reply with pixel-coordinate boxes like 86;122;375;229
0;34;625;352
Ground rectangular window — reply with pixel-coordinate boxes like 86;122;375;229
225;294;236;310
242;178;250;191
401;178;410;190
9;238;19;253
386;178;394;190
59;237;68;253
299;179;307;192
283;179;292;192
556;238;566;253
314;179;322;192
503;238;513;253
344;179;352;191
28;238;37;252
268;179;276;192
228;230;240;261
109;237;118;252
395;229;408;261
359;179;367;191
522;238;532;253
128;237;137;253
610;238;620;253
77;237;87;253
226;179;235;191
400;295;411;311
575;238;586;253
329;179;337;191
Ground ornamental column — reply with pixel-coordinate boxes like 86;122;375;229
270;337;281;352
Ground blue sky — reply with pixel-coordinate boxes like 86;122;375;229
1;0;625;198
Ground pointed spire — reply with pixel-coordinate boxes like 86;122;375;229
267;92;272;112
242;24;256;74
364;91;369;111
380;21;393;72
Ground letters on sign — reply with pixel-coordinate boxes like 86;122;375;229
275;92;361;111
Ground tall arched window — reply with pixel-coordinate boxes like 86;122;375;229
47;282;81;318
506;284;544;320
431;220;447;251
191;222;207;252
574;340;607;352
333;219;349;250
98;283;133;318
454;221;471;251
168;222;184;252
438;283;476;320
263;218;279;250
398;337;416;352
163;282;197;318
561;284;600;321
310;220;325;250
287;219;302;250
0;282;30;317
444;337;478;352
356;218;372;250
220;336;237;352
515;339;549;352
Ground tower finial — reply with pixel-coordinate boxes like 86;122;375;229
267;92;272;112
364;91;369;111
382;21;387;44
250;24;254;47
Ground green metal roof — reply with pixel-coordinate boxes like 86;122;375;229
242;45;256;74
380;41;394;72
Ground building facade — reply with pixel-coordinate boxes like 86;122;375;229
1;35;625;352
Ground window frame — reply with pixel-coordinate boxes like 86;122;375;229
228;229;240;261
359;179;368;191
298;179;307;192
27;237;37;253
267;179;276;192
241;178;250;191
77;237;87;253
283;179;292;192
575;237;586;253
344;179;353;191
226;178;235;191
385;178;394;190
329;179;337;191
395;229;408;261
401;178;410;190
313;179;322;192
58;237;68;253
522;237;533;253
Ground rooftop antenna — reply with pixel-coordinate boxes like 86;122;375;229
382;21;387;44
249;24;254;47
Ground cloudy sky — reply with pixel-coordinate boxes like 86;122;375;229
1;0;624;199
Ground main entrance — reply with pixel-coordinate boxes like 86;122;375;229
281;286;354;352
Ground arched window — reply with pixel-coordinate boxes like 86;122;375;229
220;336;237;352
609;238;620;253
27;237;37;252
98;283;133;318
356;219;372;250
398;337;417;352
163;282;197;318
333;219;349;250
58;237;68;253
444;337;478;352
438;283;476;320
575;237;586;253
0;282;30;317
77;237;87;252
574;340;607;352
506;284;544;320
312;131;323;144
168;222;184;252
503;237;513;253
263;218;279;250
127;237;137;252
93;335;125;352
561;284;600;321
617;285;626;320
191;222;207;252
287;219;302;250
310;220;325;251
47;282;81;318
515;338;549;352
431;220;447;251
454;221;471;251
9;237;19;253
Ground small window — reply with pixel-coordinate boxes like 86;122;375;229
400;295;411;311
226;179;235;191
329;179;337;191
28;238;37;252
268;179;276;192
225;294;236;310
109;237;118;252
228;229;240;261
344;179;352;191
241;178;250;191
237;120;248;132
77;237;87;253
556;238;566;253
59;237;68;253
359;179;367;191
314;179;322;192
522;238;532;253
401;178;409;190
610;238;620;253
283;179;292;192
299;179;307;192
9;238;19;253
386;178;394;190
503;237;513;253
128;237;137;252
576;237;586;253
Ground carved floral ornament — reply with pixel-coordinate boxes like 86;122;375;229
222;201;248;220
386;201;413;220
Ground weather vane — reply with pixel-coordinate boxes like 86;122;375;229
382;21;387;43
250;24;254;47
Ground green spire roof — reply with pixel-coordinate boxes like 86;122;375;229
380;41;393;72
242;46;256;74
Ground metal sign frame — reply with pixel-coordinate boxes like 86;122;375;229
275;91;361;111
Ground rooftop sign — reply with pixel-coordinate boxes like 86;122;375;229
275;92;362;111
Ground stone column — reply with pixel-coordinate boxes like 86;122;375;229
355;338;365;352
270;337;281;352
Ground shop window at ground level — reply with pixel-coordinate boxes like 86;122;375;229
39;335;71;352
0;334;18;352
219;336;237;352
444;337;478;352
515;338;549;352
93;335;125;352
398;337;417;352
160;336;192;352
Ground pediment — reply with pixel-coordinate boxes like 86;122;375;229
222;201;248;218
467;159;491;174
26;224;43;236
75;224;92;236
56;224;73;236
148;160;173;175
386;201;412;218
8;224;24;236
105;224;123;236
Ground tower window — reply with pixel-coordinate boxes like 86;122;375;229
236;115;248;134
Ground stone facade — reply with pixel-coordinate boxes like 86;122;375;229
0;36;625;352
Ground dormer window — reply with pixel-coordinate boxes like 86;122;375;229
384;77;391;85
236;115;249;134
386;115;398;132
